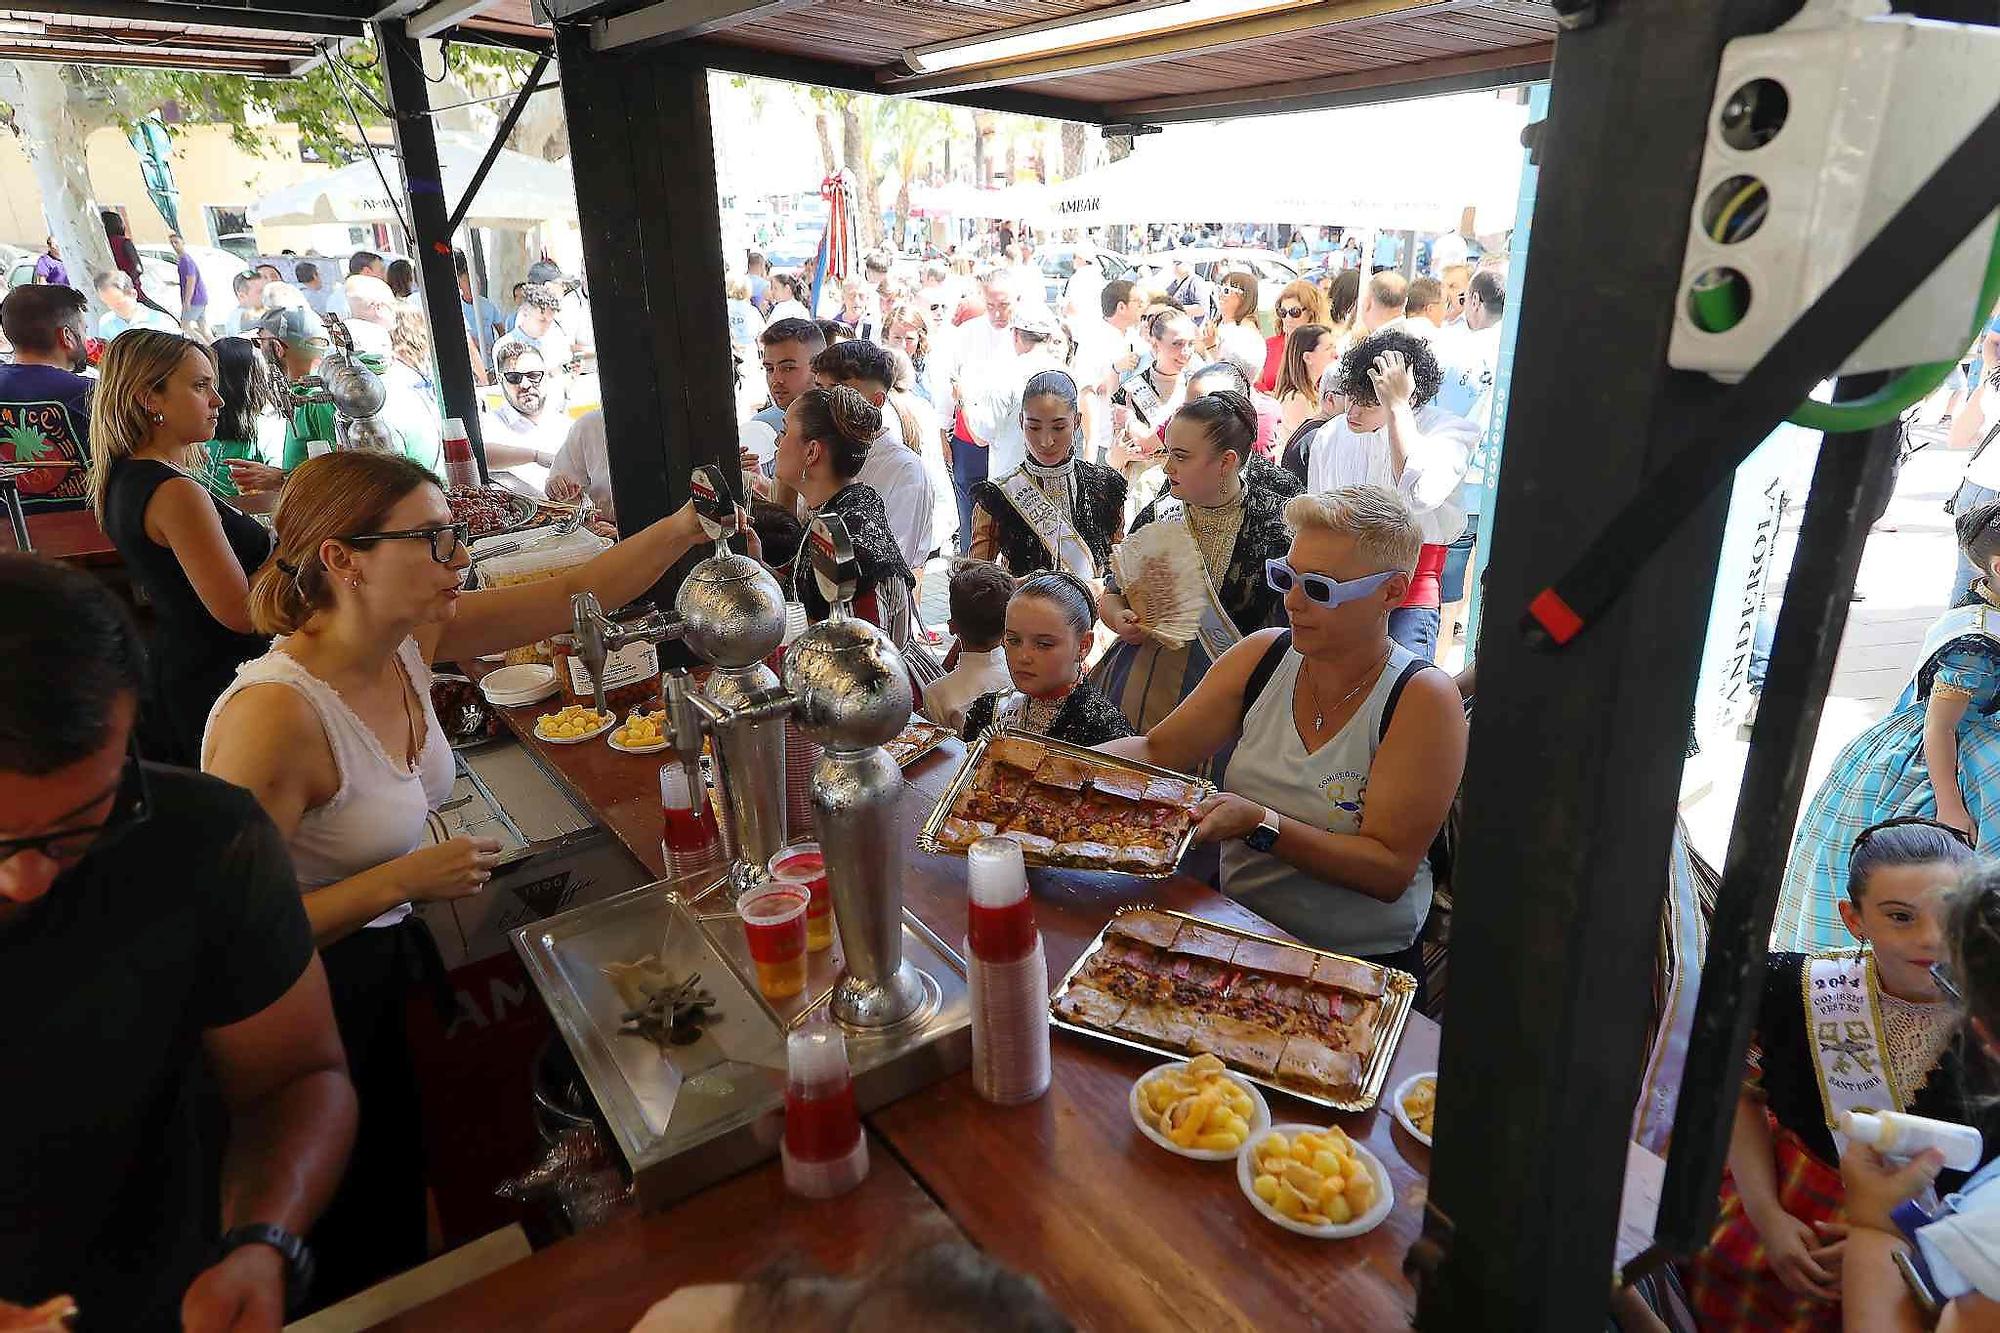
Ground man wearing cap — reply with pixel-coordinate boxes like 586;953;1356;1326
960;303;1065;479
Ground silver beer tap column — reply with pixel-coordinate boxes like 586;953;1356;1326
784;513;927;1030
569;590;680;719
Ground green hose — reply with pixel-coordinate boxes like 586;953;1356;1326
1786;218;2000;432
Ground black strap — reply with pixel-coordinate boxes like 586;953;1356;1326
1379;658;1438;742
1968;413;2000;470
1521;99;2000;650
1239;630;1293;726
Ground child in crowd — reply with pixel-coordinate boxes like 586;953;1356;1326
922;559;1014;733
1685;817;1986;1328
961;571;1133;746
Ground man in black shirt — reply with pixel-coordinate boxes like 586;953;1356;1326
0;555;356;1331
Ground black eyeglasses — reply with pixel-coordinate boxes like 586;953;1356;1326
0;745;152;868
342;521;471;565
1278;305;1305;319
1850;815;1978;854
502;370;545;387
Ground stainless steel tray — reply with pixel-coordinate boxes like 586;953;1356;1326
1048;908;1416;1112
515;874;972;1209
885;719;954;770
916;726;1212;880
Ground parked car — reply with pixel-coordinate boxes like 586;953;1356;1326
8;250;182;316
1036;243;1127;308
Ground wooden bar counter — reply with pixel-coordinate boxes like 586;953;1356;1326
398;675;1441;1329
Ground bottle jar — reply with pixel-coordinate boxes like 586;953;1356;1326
552;603;663;713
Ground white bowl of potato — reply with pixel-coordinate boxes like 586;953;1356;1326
1237;1124;1394;1238
1129;1055;1271;1161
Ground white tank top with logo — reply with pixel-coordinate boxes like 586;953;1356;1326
1219;641;1431;956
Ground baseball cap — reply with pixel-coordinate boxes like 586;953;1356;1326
259;303;327;348
1009;305;1061;339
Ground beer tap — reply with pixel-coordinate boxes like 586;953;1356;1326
783;514;926;1030
569;590;678;720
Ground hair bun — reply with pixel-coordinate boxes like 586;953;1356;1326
828;384;882;446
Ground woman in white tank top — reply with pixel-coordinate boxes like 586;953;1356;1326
1098;484;1466;985
202;451;713;1304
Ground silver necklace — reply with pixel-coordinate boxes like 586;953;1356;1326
1302;648;1391;733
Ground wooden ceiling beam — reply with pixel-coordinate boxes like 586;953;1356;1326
1108;39;1550;120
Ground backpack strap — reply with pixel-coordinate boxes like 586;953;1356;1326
1380;658;1440;742
1239;631;1293;728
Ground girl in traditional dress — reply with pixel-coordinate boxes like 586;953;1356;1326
962;571;1134;746
1093;391;1299;737
1774;501;2000;952
967;369;1126;580
769;384;917;649
1685;818;1982;1329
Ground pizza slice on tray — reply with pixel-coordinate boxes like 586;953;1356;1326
1106;910;1183;949
1187;1014;1287;1077
1052;984;1128;1031
1167;922;1240;965
1115;1003;1199;1051
1309;953;1386;998
1276;1035;1364;1093
1231;938;1320;981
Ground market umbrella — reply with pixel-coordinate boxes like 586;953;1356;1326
248;132;578;229
128;114;181;235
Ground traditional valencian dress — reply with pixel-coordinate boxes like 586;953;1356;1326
1773;586;2000;951
1684;949;1967;1330
961;680;1134;748
1091;456;1301;736
967;454;1126;580
786;481;917;651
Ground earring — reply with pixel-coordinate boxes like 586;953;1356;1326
149;411;165;425
348;576;361;590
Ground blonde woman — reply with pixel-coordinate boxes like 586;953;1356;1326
202;450;713;1301
1202;270;1265;369
92;329;271;763
1259;278;1330;393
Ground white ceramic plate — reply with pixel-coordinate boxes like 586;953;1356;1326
607;731;670;755
480;663;558;708
1236;1124;1395;1239
532;712;616;745
1128;1060;1272;1162
1391;1072;1436;1148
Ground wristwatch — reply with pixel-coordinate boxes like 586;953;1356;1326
1242;807;1282;854
219;1223;314;1315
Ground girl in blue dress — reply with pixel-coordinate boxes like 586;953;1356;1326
1773;500;2000;951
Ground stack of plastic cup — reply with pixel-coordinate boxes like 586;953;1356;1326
965;836;1051;1105
659;757;722;881
781;1017;870;1198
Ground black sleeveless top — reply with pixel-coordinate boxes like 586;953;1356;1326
101;457;272;764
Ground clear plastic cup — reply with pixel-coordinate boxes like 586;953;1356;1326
661;758;722;880
782;1018;869;1197
769;842;833;953
738;883;809;1001
967;836;1036;964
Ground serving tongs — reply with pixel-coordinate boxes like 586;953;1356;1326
461;501;595;589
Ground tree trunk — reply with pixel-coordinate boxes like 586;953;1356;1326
0;62;117;315
1060;121;1086;180
839;97;882;250
972;111;995;188
813;107;837;178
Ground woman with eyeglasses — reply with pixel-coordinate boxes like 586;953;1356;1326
91;330;273;766
200;450;711;1303
1686;817;1983;1327
1098;485;1466;977
1093;391;1299;739
1199;270;1265;372
1258;279;1329;395
1774;499;2000;952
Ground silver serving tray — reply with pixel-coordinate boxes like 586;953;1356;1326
916;726;1212;880
1048;908;1417;1112
884;719;954;770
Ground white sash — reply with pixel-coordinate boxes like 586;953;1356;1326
1805;950;1901;1155
1157;497;1245;663
995;467;1096;581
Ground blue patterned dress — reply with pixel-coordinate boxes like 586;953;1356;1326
1772;602;2000;951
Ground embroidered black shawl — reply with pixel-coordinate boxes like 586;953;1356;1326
788;482;915;624
961;679;1137;747
1125;455;1300;636
969;459;1127;576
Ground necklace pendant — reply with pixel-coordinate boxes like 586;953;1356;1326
1313;711;1324;731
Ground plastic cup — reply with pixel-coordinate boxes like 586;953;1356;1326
661;759;722;879
967;836;1036;964
769;843;833;953
783;1018;868;1197
738;883;809;1000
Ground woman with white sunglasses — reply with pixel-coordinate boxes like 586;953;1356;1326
1098;484;1466;983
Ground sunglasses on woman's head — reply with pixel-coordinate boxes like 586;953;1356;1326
1264;558;1399;608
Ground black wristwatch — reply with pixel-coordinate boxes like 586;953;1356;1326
218;1222;314;1315
1243;806;1282;854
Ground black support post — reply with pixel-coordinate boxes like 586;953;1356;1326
554;25;736;549
375;16;488;479
1411;0;1808;1323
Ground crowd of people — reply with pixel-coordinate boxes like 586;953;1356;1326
12;212;2000;1333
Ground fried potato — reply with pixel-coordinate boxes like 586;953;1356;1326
1249;1127;1374;1230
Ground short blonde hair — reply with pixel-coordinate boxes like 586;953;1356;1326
1283;485;1422;574
726;275;750;301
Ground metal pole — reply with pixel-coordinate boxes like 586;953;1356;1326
374;17;489;481
446;48;553;235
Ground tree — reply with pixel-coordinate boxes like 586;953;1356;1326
0;62;115;303
876;99;956;248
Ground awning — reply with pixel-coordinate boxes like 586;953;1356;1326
1017;92;1533;233
249;131;578;230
